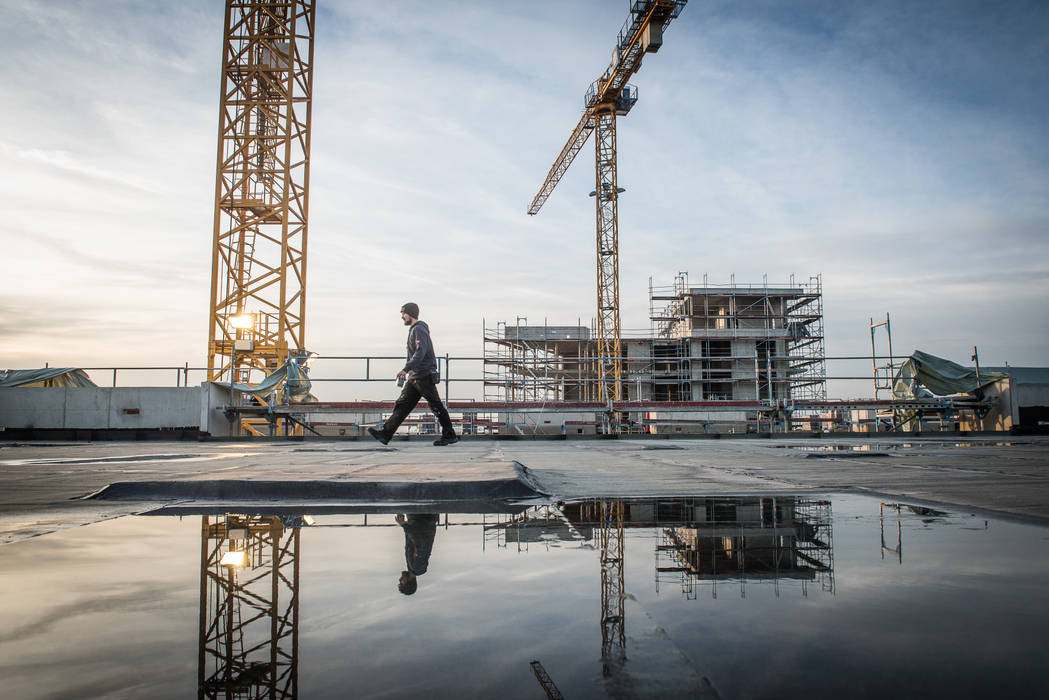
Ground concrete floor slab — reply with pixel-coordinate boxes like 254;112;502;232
1;436;1047;544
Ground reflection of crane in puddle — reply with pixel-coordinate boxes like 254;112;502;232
591;500;627;675
478;498;836;695
485;501;629;677
492;502;629;674
530;659;565;700
198;514;305;700
495;497;836;689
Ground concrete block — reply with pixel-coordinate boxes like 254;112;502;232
0;387;67;429
106;388;199;429
1;387;202;430
64;388;113;428
200;382;237;437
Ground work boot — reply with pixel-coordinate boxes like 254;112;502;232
433;435;459;446
367;427;390;445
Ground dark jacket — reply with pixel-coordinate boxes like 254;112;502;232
402;514;438;575
404;321;439;379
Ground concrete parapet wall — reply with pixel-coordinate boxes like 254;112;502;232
304;410;382;437
199;382;236;437
497;411;596;435
649;410;749;434
0;387;201;430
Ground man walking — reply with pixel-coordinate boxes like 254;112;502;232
368;303;459;446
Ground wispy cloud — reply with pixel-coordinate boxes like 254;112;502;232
0;142;159;194
1;0;1047;382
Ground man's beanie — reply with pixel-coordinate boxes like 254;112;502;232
400;302;420;319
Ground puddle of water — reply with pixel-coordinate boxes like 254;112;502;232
0;453;257;467
952;442;1016;447
292;447;398;453
777;441;1023;452
777;444;905;452
0;494;1047;699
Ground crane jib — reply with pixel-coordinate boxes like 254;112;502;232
527;0;687;214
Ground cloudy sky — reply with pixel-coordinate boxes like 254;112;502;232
1;0;1046;398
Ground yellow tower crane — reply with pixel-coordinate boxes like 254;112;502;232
206;3;315;385
206;0;316;435
528;1;687;416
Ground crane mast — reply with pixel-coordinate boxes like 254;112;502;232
528;1;686;412
207;0;316;390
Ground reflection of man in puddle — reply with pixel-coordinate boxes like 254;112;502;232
396;513;438;595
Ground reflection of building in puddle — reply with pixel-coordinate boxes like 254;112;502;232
481;505;590;552
780;443;905;452
653;497;835;599
199;515;301;700
482;498;835;599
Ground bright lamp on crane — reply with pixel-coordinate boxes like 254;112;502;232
229;313;255;329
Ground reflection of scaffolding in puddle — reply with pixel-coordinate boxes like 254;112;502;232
878;501;950;565
481;505;589;552
199;514;300;700
654;497;835;599
880;502;903;564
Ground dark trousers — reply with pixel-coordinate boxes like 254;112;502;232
381;374;455;439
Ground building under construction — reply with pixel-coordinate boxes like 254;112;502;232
483;273;826;432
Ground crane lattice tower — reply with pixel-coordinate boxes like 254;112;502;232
207;0;316;383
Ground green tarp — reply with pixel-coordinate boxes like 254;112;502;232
893;350;1005;399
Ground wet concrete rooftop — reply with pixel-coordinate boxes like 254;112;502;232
2;435;1047;544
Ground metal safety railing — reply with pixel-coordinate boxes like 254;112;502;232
23;354;994;436
48;354;914;402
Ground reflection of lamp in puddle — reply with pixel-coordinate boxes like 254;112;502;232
220;550;248;568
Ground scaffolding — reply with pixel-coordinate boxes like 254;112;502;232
867;313;901;430
481;505;587;552
482;273;828;412
649;272;827;402
482;319;596;402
